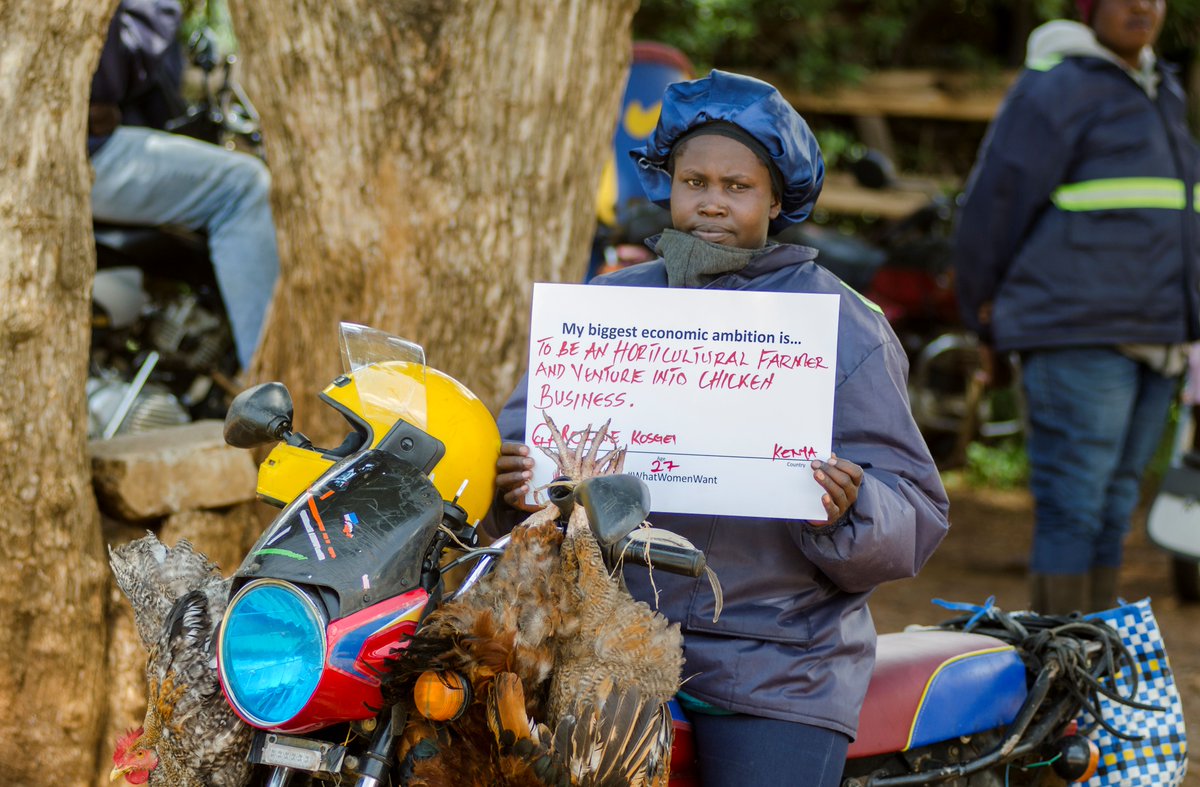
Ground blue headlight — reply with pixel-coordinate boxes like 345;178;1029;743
219;580;326;727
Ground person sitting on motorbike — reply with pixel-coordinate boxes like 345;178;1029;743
89;0;279;369
489;71;950;787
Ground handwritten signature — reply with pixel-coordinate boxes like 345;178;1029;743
631;430;677;446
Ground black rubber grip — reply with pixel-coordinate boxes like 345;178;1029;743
617;538;706;578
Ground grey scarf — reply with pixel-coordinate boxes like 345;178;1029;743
656;229;768;288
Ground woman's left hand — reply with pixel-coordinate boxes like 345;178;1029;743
808;453;863;526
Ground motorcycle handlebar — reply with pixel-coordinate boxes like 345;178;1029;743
615;537;707;578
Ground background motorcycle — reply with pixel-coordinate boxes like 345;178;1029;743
587;41;692;282
670;603;1157;786
1148;404;1200;602
89;24;263;440
779;151;1024;466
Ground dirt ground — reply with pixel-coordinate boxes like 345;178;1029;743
864;475;1200;784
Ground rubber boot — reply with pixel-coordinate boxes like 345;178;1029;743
1032;573;1089;615
1089;566;1120;613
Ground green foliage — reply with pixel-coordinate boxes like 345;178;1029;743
813;128;860;170
179;0;238;56
633;0;1199;88
1160;0;1200;53
964;439;1029;489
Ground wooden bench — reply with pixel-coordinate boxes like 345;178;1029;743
752;69;1019;217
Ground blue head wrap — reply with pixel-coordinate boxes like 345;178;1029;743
630;70;824;234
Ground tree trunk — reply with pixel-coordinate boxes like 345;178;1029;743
0;1;119;784
231;0;639;441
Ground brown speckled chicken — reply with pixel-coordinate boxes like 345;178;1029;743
389;417;683;786
108;534;252;787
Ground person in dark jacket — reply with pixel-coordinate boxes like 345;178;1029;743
953;0;1197;614
90;0;279;369
491;71;949;787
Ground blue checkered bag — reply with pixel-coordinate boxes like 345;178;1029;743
1079;598;1187;786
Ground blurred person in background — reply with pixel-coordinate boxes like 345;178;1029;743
89;0;279;369
953;0;1198;614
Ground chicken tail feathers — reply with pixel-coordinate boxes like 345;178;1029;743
489;673;570;786
487;672;533;750
553;689;673;787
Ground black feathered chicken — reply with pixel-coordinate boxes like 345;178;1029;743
108;534;252;786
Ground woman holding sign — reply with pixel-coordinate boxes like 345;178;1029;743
492;71;949;787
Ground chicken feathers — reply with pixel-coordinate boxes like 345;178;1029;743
389;416;685;785
109;533;252;787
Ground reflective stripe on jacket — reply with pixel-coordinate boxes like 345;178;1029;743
953;56;1200;352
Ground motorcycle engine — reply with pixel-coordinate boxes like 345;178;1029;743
87;377;190;438
89;267;234;439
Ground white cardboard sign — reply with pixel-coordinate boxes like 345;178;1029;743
523;282;840;521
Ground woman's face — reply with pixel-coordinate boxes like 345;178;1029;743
1091;0;1166;63
669;134;782;251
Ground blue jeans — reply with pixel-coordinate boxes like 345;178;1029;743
91;127;280;368
690;713;849;787
1022;347;1178;574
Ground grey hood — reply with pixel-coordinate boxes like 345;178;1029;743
1026;19;1159;96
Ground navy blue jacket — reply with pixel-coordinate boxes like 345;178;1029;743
496;244;949;737
89;0;183;155
953;56;1200;351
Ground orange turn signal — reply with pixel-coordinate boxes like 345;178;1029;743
413;670;471;722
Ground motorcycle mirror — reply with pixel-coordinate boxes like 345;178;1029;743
224;382;294;448
575;475;652;547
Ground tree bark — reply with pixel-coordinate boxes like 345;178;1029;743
231;0;639;441
0;1;119;784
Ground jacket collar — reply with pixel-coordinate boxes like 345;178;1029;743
644;233;819;281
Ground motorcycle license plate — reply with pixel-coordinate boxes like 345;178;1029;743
250;732;346;774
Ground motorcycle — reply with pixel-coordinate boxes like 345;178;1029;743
779;152;1023;466
587;41;693;282
677;603;1166;786
1147;407;1200;602
218;323;704;785
89;22;262;440
216;323;1171;786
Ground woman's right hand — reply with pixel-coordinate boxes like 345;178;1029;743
496;441;540;513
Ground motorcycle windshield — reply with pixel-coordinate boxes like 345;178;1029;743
338;322;428;436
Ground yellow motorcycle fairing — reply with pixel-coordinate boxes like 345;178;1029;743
255;360;501;526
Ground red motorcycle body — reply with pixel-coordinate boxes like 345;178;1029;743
667;629;1029;785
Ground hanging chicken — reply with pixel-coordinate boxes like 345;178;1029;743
388;417;712;786
108;534;252;786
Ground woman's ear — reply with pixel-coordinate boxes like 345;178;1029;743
769;194;782;220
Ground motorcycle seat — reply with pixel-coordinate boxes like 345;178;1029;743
94;222;214;286
847;629;1028;759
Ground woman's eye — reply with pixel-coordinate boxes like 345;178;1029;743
728;183;748;192
686;178;704;188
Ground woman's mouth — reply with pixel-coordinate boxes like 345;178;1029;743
691;226;731;242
